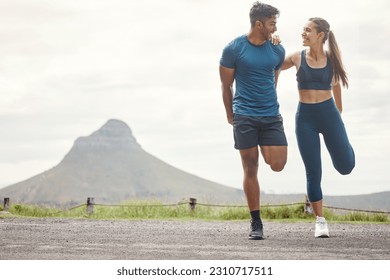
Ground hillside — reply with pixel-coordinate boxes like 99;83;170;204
0;119;389;212
0;119;244;205
261;192;390;212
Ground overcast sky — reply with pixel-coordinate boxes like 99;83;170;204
1;0;389;196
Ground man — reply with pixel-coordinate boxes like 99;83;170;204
219;2;287;240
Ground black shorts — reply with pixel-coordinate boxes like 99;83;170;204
233;114;288;150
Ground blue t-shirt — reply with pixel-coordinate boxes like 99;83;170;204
220;35;285;116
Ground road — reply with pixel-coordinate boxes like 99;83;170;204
0;217;389;260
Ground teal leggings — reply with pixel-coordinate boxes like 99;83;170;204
295;98;355;202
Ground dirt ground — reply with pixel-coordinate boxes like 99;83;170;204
0;217;389;260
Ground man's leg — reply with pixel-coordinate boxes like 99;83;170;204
239;146;264;240
239;146;260;211
260;145;287;172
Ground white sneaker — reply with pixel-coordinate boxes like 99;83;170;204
315;216;329;238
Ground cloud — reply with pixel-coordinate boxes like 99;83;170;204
0;0;389;196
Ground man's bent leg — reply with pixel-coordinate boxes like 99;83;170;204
260;145;287;172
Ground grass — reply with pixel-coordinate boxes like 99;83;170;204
1;201;389;223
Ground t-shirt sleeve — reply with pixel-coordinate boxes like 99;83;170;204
220;41;236;69
274;45;286;70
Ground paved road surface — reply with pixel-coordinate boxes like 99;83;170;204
0;217;389;260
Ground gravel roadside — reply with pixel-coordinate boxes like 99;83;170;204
1;217;389;260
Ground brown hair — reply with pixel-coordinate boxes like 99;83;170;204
309;17;349;88
250;2;280;27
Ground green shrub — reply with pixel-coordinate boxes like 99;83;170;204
3;201;388;223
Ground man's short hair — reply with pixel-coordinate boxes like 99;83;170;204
249;2;280;27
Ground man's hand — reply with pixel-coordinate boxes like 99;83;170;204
227;115;234;125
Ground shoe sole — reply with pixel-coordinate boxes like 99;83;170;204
315;233;330;238
315;234;329;238
249;235;264;240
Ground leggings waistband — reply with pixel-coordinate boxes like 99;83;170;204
297;98;336;112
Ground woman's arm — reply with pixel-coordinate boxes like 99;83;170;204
281;51;300;71
332;81;343;113
275;69;281;88
282;55;295;70
282;51;301;70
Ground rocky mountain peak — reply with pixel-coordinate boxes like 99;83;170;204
97;119;135;138
0;119;245;205
72;119;140;151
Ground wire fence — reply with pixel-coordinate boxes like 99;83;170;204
2;197;388;216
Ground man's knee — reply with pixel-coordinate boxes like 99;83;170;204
270;160;286;172
243;158;259;176
263;154;286;171
261;146;287;172
240;147;259;176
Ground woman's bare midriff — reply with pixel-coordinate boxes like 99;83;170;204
298;89;333;104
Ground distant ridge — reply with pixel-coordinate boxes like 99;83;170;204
0;119;244;205
260;192;390;212
1;119;389;211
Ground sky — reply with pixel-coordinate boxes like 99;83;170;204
0;0;389;196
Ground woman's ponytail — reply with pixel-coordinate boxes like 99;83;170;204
328;30;349;88
309;18;349;88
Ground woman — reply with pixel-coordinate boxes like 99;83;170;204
282;18;355;237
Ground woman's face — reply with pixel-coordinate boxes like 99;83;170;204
301;21;321;46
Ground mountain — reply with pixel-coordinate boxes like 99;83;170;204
260;192;390;212
1;119;389;212
324;192;390;212
0;119;244;205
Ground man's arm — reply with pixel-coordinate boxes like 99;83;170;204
219;65;235;125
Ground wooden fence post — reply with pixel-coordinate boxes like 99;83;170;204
3;197;10;211
189;198;197;211
304;195;312;214
86;197;95;215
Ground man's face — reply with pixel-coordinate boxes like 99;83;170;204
260;16;278;39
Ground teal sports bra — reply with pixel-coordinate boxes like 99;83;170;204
297;50;333;90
